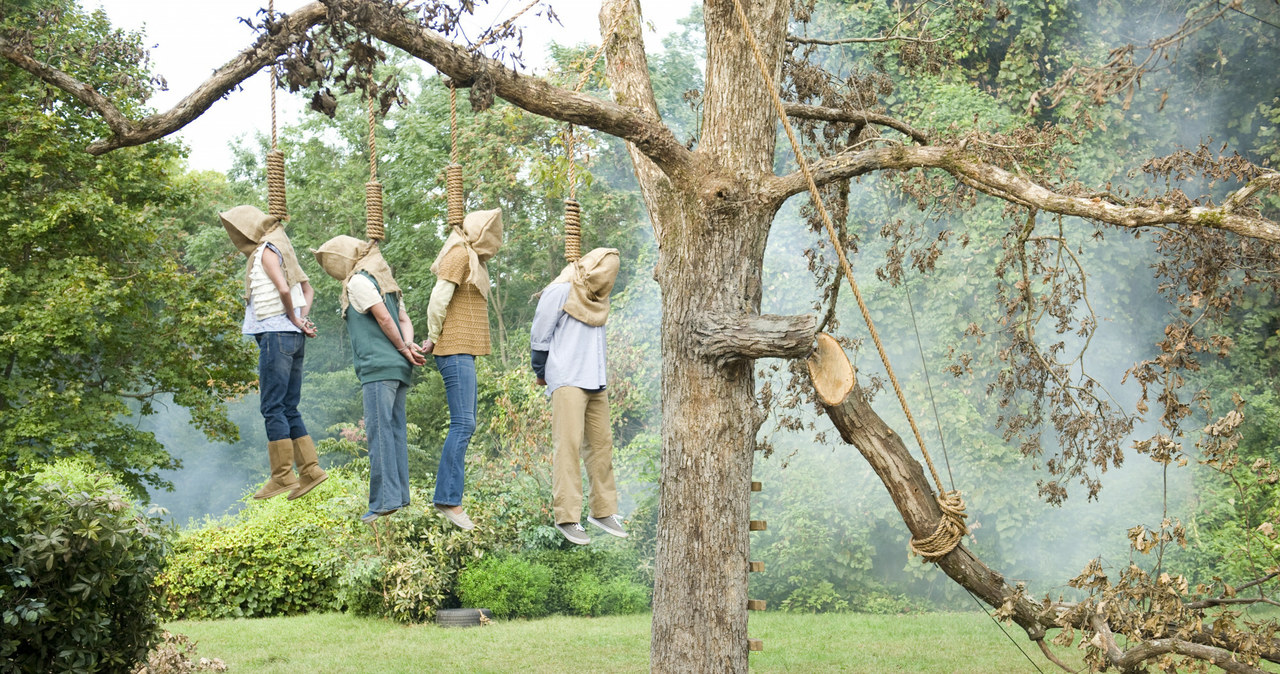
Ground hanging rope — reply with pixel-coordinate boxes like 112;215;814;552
445;82;465;229
441;0;542;231
729;0;966;560
560;8;627;263
563;124;582;262
265;0;288;221
365;83;385;242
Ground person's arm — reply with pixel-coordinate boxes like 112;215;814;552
299;281;314;319
369;301;425;366
398;305;416;346
530;284;566;386
531;349;548;386
422;279;455;352
263;246;315;337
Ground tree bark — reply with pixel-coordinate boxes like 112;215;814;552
634;0;792;671
820;378;1048;639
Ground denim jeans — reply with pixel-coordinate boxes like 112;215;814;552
256;331;307;442
434;354;476;506
363;379;410;516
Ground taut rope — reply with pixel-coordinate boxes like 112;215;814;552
729;0;967;560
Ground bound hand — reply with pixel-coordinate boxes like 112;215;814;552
400;345;426;366
294;316;318;338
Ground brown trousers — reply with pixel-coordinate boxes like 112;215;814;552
551;386;618;525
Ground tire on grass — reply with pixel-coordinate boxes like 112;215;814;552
436;608;494;628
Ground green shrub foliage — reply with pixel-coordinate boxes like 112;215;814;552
0;460;169;673
565;572;650;616
158;472;363;619
523;546;651;616
455;555;552;619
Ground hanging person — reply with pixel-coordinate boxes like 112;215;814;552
219;205;328;501
530;248;626;545
418;208;504;531
312;235;427;524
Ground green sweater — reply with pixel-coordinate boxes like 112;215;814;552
345;272;412;385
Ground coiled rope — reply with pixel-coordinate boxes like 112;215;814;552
266;0;288;221
365;83;384;242
560;8;626;263
729;0;967;561
443;0;542;231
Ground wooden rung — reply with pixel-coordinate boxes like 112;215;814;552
750;481;762;492
749;561;764;573
747;599;766;611
748;639;764;652
749;520;767;531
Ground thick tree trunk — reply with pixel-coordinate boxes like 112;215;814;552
627;1;793;672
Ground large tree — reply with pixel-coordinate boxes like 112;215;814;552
5;0;1280;671
0;0;257;497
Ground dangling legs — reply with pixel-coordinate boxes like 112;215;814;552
254;332;300;499
433;354;476;528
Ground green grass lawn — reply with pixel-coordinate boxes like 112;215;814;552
168;611;1082;673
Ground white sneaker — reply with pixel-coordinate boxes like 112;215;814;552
557;522;591;545
587;514;628;538
434;504;475;530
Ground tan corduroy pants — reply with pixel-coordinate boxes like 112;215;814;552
551;386;618;525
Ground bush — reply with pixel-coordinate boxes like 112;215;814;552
0;460;169;672
329;461;549;623
522;545;649;615
565;572;650;616
779;581;850;613
158;471;364;620
455;555;552;619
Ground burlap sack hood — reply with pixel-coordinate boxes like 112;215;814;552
312;235;401;314
219;204;310;299
430;208;503;299
552;247;619;327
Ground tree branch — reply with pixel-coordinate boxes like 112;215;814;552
0;3;330;155
329;0;696;183
601;0;680;245
765;145;1280;243
692;312;816;366
783;102;929;144
787;33;947;46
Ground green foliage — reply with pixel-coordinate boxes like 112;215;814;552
330;461;549;622
522;545;651;616
455;554;552;619
779;581;849;614
158;471;364;620
0;0;257;498
564;572;650;617
0;459;169;673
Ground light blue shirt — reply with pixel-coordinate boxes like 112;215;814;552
531;282;607;396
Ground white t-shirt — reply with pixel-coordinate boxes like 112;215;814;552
347;274;384;314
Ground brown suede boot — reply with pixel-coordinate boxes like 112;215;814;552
288;435;329;500
253;439;300;500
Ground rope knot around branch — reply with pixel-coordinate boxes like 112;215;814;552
908;490;969;561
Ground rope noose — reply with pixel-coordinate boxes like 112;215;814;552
729;0;967;561
559;10;624;264
266;0;288;221
446;82;465;229
563;125;581;263
365;83;384;242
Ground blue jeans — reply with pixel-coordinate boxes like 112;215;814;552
434;354;476;506
256;331;307;441
363;379;410;516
